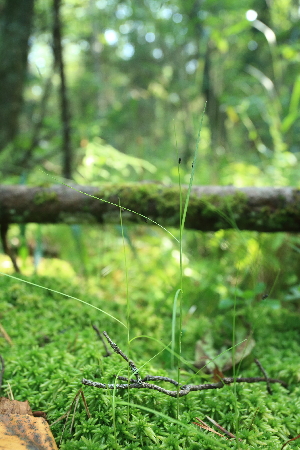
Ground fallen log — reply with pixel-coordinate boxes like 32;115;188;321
0;183;299;232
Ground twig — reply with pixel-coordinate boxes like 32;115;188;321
193;417;226;439
255;358;272;394
103;331;141;382
206;415;242;441
82;333;287;398
281;434;300;450
50;388;91;445
82;376;287;398
116;375;180;387
92;325;111;357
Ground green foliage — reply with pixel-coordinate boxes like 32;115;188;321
2;0;300;188
0;269;300;449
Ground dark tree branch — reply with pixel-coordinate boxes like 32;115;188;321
52;0;73;179
0;0;35;151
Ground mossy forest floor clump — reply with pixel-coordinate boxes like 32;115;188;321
0;273;300;449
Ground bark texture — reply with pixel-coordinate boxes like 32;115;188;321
0;0;35;150
0;184;299;232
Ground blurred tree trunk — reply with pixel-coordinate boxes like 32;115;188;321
0;184;299;232
0;0;35;151
202;42;227;159
52;0;73;179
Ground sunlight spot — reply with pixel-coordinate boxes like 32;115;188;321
145;32;155;43
1;260;12;269
119;23;132;34
104;29;118;45
246;10;258;21
115;4;132;19
185;59;198;74
184;267;193;277
158;7;173;20
85;156;95;166
32;85;42;96
120;42;135;59
153;48;163;59
172;250;189;264
188;305;197;314
173;13;183;23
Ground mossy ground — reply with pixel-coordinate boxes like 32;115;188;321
0;270;299;449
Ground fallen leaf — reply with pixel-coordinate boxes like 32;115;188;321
0;397;58;450
194;334;255;373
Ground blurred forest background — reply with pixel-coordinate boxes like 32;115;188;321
1;0;300;315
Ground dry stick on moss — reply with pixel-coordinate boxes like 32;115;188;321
103;331;141;382
205;415;242;441
117;375;181;387
82;332;288;398
255;358;272;395
92;325;112;357
193;417;227;439
50;388;91;445
193;416;242;442
281;434;300;450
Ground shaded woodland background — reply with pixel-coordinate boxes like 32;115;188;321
1;0;300;186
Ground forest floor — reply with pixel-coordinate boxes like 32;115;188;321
0;269;299;450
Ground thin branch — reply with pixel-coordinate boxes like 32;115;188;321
117;375;180;387
82;376;287;398
255;358;272;394
206;415;242;441
103;331;141;382
281;434;300;450
193;417;227;439
82;333;287;398
92;325;111;357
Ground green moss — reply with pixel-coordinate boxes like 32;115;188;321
34;191;58;205
0;272;299;449
76;185;300;232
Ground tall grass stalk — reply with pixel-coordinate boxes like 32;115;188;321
232;277;240;447
172;106;206;422
119;198;131;424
